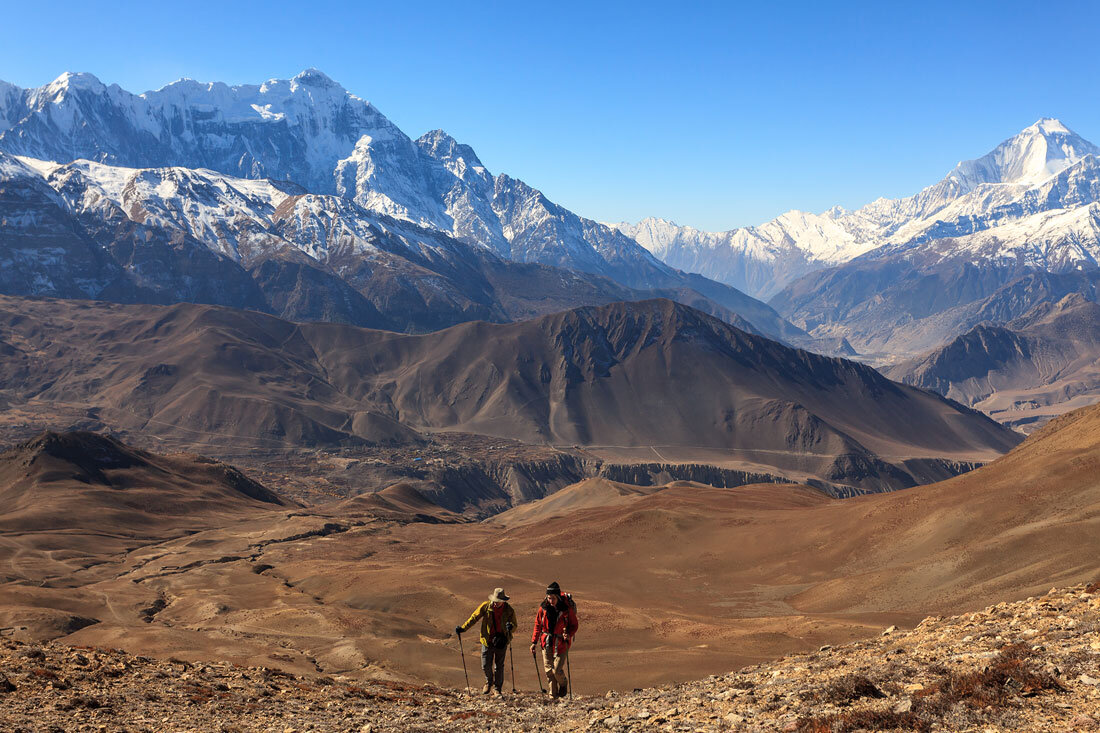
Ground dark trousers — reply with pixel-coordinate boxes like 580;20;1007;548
481;644;506;688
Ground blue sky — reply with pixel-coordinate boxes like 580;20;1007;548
3;0;1098;230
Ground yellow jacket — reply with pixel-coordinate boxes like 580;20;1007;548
459;601;517;648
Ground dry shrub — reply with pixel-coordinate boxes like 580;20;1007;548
797;709;929;732
819;674;887;704
914;644;1062;715
1084;580;1100;594
184;682;215;704
450;710;502;721
798;645;1063;732
62;695;104;710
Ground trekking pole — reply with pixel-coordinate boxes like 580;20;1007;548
506;622;516;693
566;648;573;700
457;630;470;693
532;648;545;694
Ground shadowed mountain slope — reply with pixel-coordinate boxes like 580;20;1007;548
0;295;1018;494
0;431;284;536
0;430;287;597
888;293;1100;431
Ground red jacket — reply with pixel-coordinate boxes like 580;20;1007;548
531;595;579;653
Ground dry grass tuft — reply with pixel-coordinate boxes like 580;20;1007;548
914;643;1062;715
797;709;929;732
797;644;1065;732
818;674;887;704
450;710;501;721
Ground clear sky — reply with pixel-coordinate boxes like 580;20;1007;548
3;0;1099;231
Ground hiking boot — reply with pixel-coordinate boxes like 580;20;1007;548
495;686;503;696
482;683;491;694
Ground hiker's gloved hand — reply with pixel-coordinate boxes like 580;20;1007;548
530;643;536;653
454;626;463;635
505;622;514;632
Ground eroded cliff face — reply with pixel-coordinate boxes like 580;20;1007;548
345;451;984;517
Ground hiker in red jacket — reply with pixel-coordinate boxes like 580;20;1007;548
529;581;578;697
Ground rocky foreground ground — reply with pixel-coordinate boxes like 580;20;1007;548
1;583;1098;732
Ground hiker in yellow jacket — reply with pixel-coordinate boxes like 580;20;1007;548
455;587;517;694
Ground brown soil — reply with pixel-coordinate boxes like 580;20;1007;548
1;583;1097;731
1;403;1098;694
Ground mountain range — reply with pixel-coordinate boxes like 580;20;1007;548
0;295;1019;495
617;119;1100;298
6;70;1096;371
6;68;1100;436
0;70;806;343
617;119;1100;363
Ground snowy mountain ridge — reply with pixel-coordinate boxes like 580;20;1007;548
616;118;1100;298
0;134;806;346
0;69;683;292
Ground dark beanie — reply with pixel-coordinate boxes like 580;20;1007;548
546;581;561;595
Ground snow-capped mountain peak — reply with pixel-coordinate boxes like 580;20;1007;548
1030;117;1072;136
948;117;1100;189
616;118;1100;298
290;68;342;90
44;71;108;96
416;129;490;183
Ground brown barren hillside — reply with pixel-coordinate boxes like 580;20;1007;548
2;583;1098;731
0;295;1019;494
0;404;1096;693
0;431;289;639
889;292;1100;432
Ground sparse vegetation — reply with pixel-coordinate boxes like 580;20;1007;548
914;643;1062;713
817;674;887;704
798;642;1068;732
797;709;929;732
1;583;1098;731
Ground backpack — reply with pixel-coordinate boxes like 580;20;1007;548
562;592;577;616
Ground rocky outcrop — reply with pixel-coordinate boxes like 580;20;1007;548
362;451;986;516
596;462;784;491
